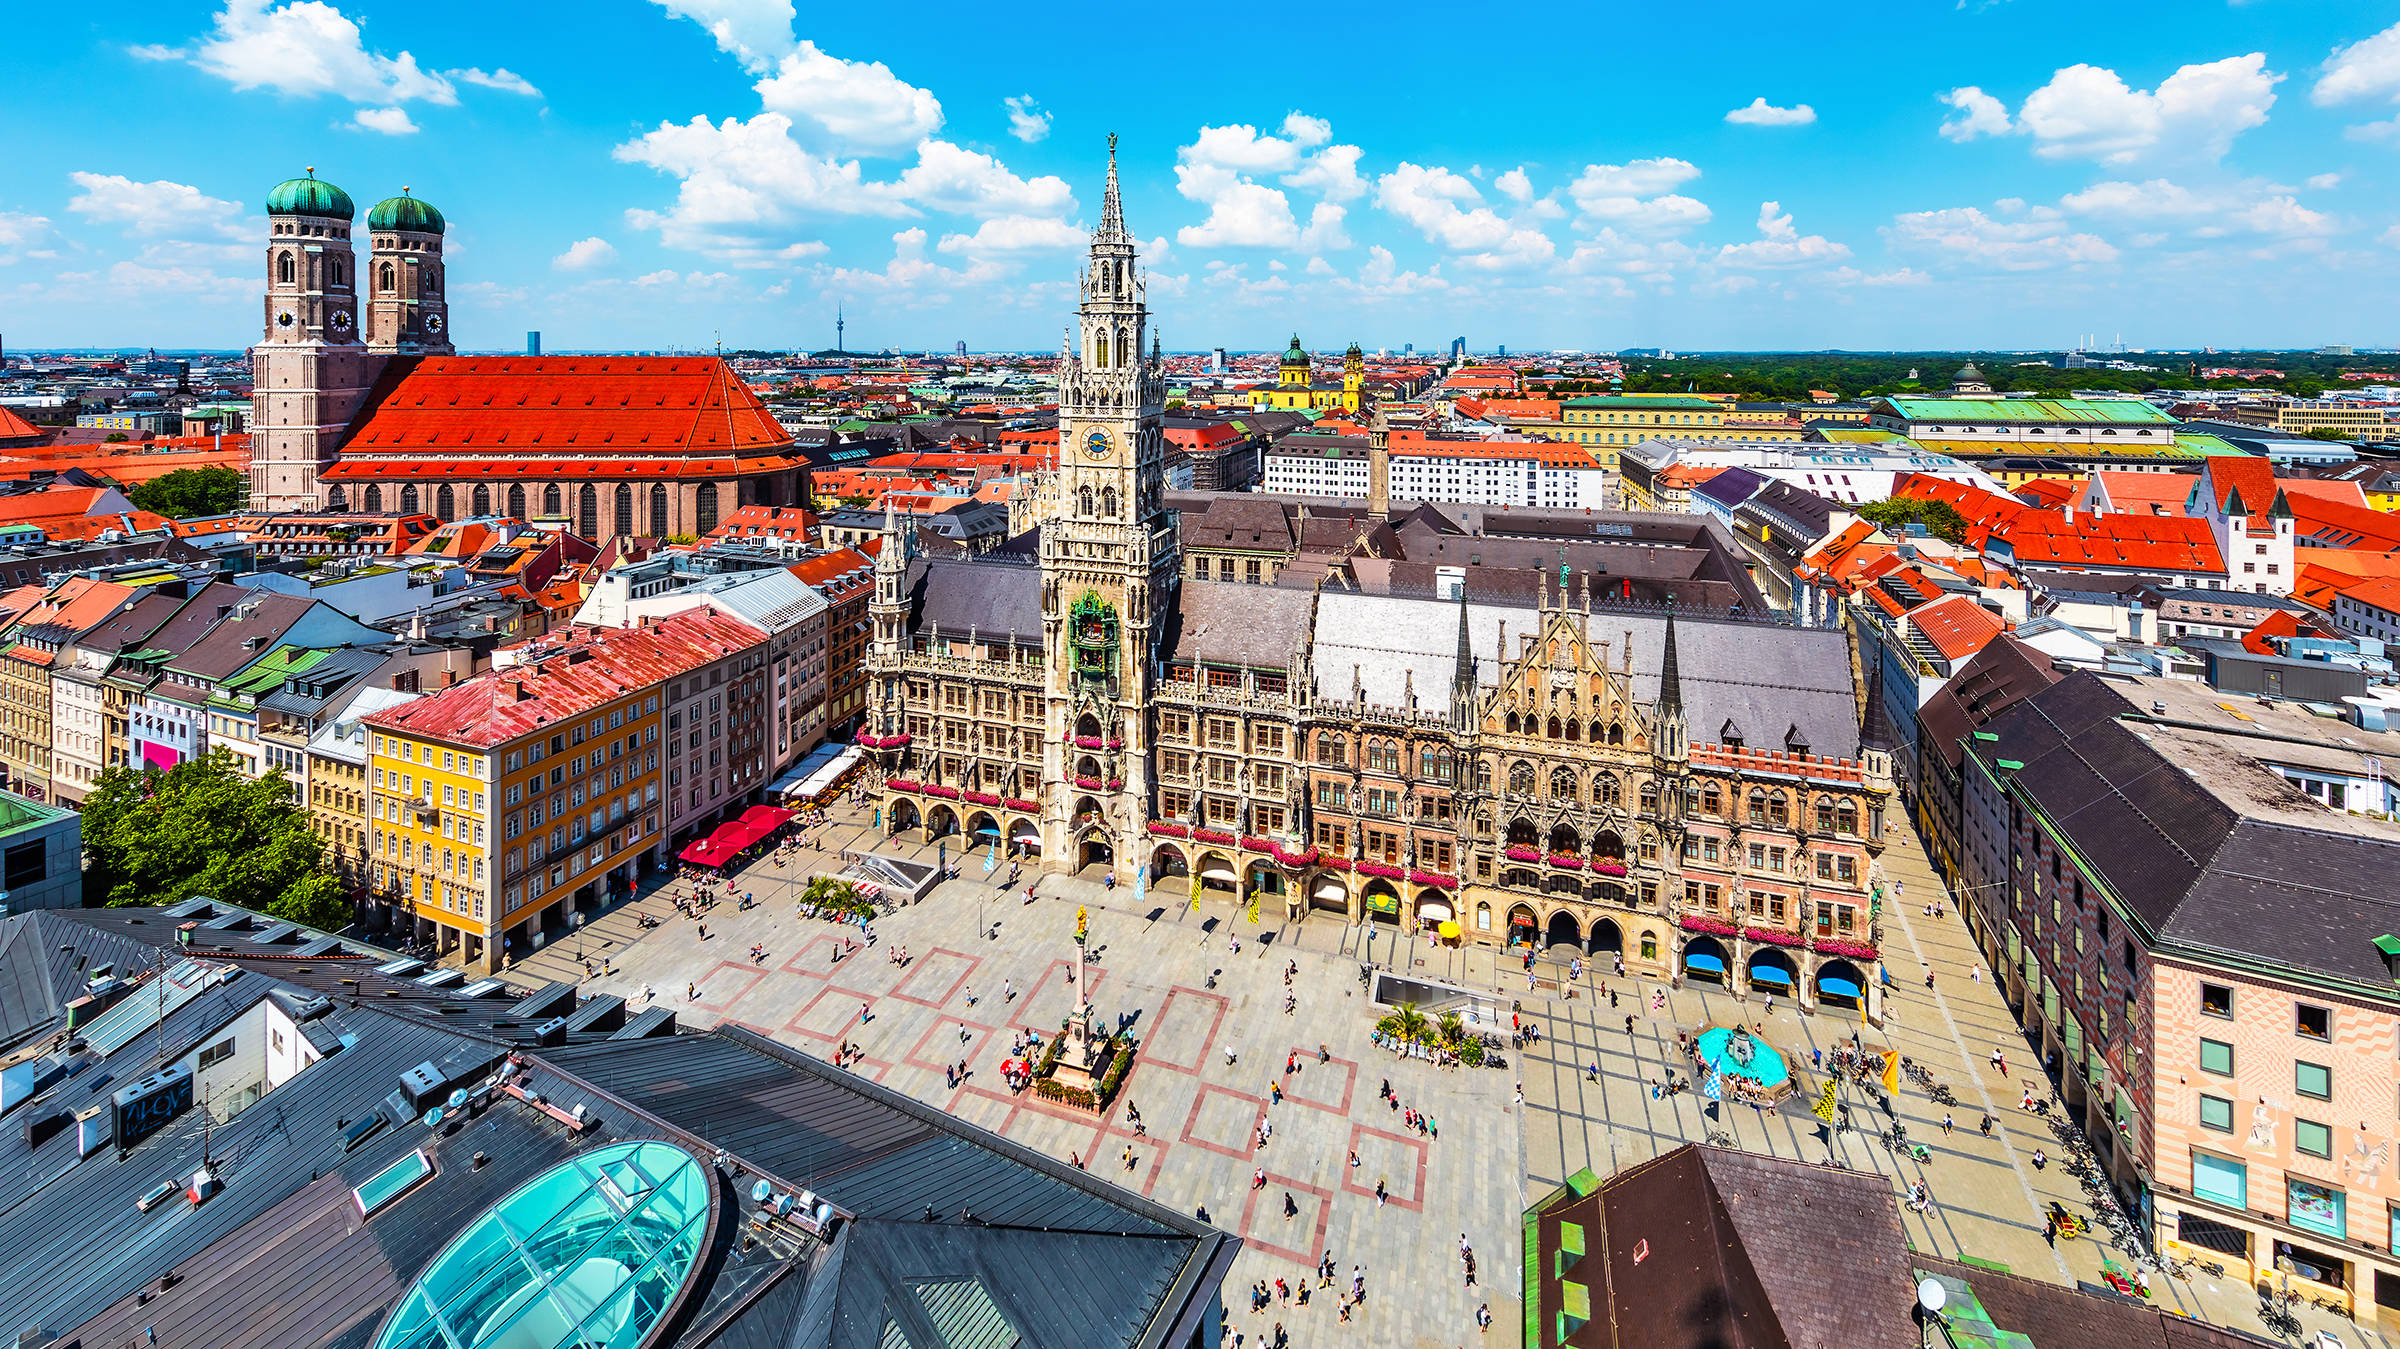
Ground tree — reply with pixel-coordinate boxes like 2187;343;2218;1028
1856;496;1968;545
81;750;349;928
130;466;243;518
2303;427;2355;442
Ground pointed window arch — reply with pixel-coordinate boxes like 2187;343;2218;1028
506;484;525;519
277;253;295;285
1078;485;1093;516
363;485;382;512
695;483;719;534
399;484;420;514
1095;330;1109;368
379;262;395;294
650;484;670;537
1102;485;1117;518
614;484;633;537
578;485;599;539
542;484;561;516
434;484;455;520
471;484;491;516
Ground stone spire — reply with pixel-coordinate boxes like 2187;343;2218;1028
1657;602;1683;715
1097;132;1128;244
1368;403;1390;523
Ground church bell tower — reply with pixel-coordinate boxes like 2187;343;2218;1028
1040;136;1177;877
252;169;381;511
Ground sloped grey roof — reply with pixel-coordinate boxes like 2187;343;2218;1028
1312;592;1861;754
907;557;1043;644
1166;581;1314;669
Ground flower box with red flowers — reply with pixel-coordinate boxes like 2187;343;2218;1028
1409;871;1457;889
1147;821;1189;838
1742;926;1803;949
1004;798;1037;812
1814;938;1880;960
1317;858;1351;872
1105;737;1124;749
1240;835;1272;852
1504;845;1542;863
964;791;1002;806
1073;776;1103;790
1356;861;1405;880
1073;735;1103;750
1679;914;1738;936
920;785;960;800
1591;860;1629;877
1105;779;1124;790
1192;828;1236;845
888;778;921;792
1274;844;1321;868
1548;853;1583;870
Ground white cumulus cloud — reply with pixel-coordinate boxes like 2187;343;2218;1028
648;0;795;72
1725;97;1815;127
2315;22;2400;107
1887;203;2118;270
351;106;418;135
1938;87;2012;141
1715;201;1850;267
1374;162;1554;270
1948;55;2281;164
448;66;541;97
1568;158;1708;235
755;40;942;152
894;140;1072;217
552;237;618;270
67;172;247;238
936;215;1083;255
174;0;458;105
1004;95;1050;143
2059;178;2337;237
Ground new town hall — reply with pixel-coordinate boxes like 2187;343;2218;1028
862;143;1899;1010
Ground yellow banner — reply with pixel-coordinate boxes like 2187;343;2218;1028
1812;1078;1838;1123
1881;1049;1901;1095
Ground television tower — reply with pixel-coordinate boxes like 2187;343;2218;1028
836;304;845;355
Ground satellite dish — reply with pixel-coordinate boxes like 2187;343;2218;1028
1915;1277;1947;1313
750;1179;773;1204
446;1088;468;1111
423;1107;443;1128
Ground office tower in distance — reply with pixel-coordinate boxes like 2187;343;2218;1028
1450;336;1466;362
526;331;541;356
1210;347;1227;372
956;340;967;358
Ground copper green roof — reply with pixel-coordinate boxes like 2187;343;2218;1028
265;172;355;220
366;191;445;234
1878;395;2175;425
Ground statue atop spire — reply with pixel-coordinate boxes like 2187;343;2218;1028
1097;132;1128;244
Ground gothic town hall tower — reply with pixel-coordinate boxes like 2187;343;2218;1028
1040;137;1179;873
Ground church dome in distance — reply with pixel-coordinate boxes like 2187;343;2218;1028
367;189;446;234
266;170;355;220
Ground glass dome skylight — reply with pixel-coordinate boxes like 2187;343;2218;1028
372;1140;711;1349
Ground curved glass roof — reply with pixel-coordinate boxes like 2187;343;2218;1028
373;1141;711;1349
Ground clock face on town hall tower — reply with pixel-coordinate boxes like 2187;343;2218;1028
1083;427;1111;460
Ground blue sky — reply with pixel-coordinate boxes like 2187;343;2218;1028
9;0;2400;353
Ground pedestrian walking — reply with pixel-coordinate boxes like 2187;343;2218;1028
1283;1191;1298;1219
1941;1113;1954;1136
1123;1145;1136;1171
1991;1049;2007;1075
1476;1303;1493;1333
1224;1043;1239;1066
1003;979;1014;1002
1374;1177;1388;1208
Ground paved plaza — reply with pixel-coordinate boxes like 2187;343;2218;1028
511;797;2384;1348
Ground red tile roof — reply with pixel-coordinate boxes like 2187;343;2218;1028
366;609;762;748
1908;593;2005;663
0;406;42;444
324;355;798;481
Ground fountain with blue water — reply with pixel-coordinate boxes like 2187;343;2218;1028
1692;1024;1797;1102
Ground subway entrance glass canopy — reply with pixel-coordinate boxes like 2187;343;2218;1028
374;1140;712;1349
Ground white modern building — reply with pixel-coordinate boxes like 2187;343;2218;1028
1623;437;2008;507
1261;437;1607;508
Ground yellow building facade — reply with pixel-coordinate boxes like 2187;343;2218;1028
1250;335;1361;413
1557;396;1803;469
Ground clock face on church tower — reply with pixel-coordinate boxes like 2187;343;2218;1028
1083;428;1111;459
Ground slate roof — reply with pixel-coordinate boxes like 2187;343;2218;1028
1591;1145;1917;1349
1974;673;2400;983
1915;634;2064;773
1313;592;1862;755
907;555;1044;644
1165;580;1315;670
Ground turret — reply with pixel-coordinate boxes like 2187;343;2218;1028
1368;403;1390;524
1450;586;1478;731
364;188;450;354
1652;602;1687;762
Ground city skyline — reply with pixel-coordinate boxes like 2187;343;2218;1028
8;1;2400;351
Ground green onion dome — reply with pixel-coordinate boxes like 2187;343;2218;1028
366;189;446;234
265;170;355;220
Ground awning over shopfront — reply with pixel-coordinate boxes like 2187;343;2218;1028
769;744;865;803
736;804;795;835
1417;901;1454;922
1748;963;1793;986
1364;891;1400;915
1683;952;1726;973
1819;976;1862;999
